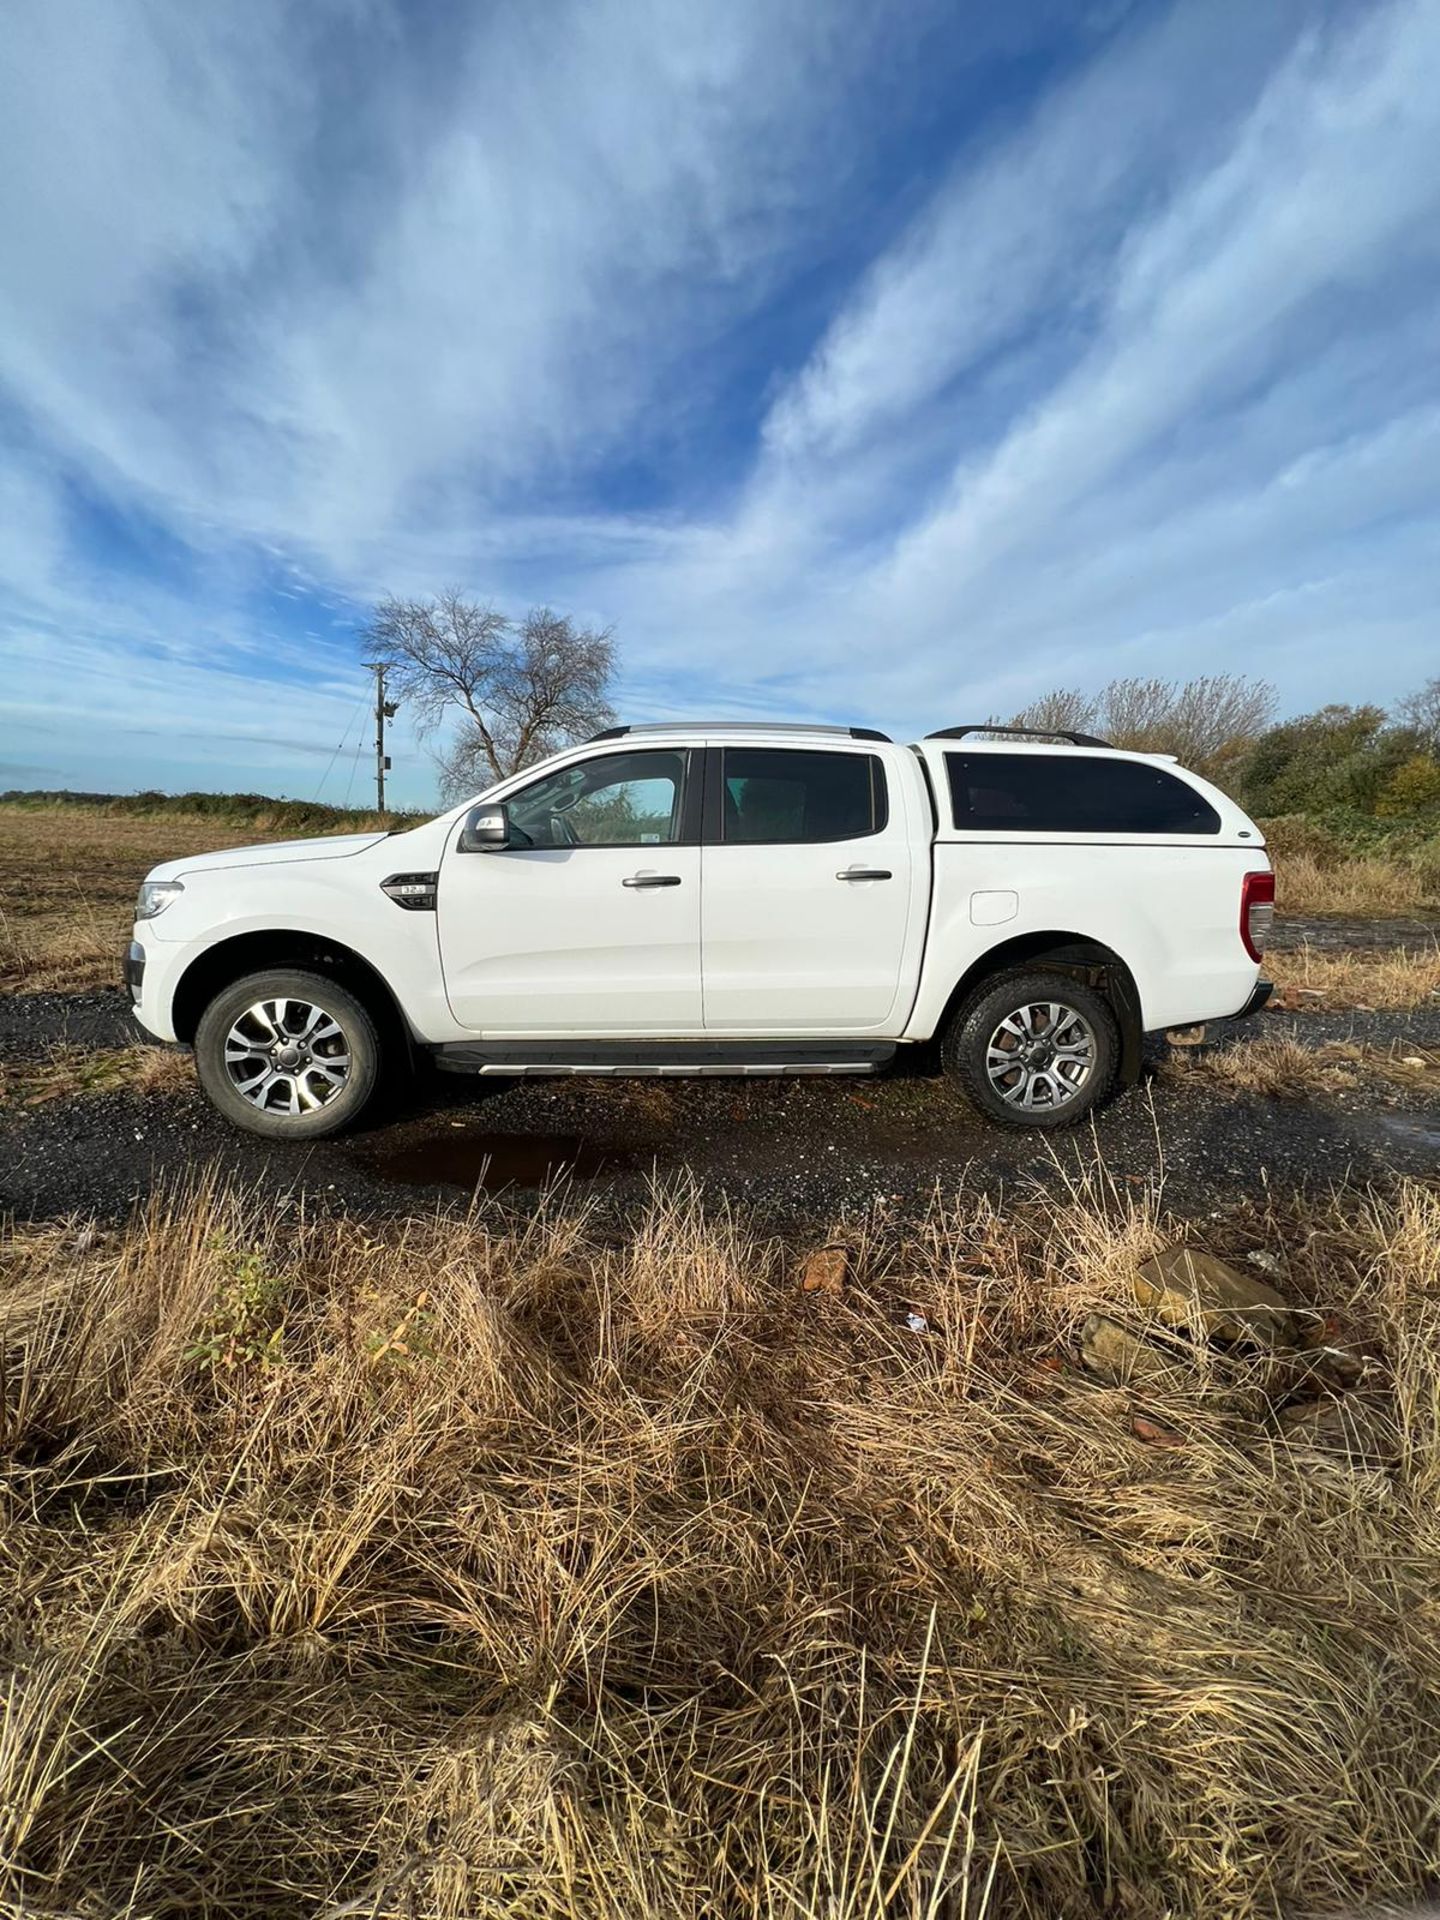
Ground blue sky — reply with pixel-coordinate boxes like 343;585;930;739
1;0;1437;810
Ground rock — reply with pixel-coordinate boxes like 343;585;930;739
1400;1055;1427;1069
1134;1246;1296;1348
1130;1413;1185;1448
1080;1314;1185;1385
1165;1024;1207;1046
1246;1249;1284;1279
799;1245;848;1297
1277;1393;1396;1470
1267;1342;1368;1401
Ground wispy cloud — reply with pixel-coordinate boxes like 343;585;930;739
1;0;1436;802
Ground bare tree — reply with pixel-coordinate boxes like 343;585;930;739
1009;674;1275;778
364;591;616;799
1007;688;1100;738
1397;675;1440;755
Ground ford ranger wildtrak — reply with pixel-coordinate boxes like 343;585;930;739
126;722;1274;1136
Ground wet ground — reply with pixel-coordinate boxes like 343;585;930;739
1;979;1435;1228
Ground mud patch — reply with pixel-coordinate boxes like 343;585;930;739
1374;1112;1440;1159
363;1123;642;1193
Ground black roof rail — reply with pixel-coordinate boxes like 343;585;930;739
586;725;630;742
926;723;1112;748
849;726;892;741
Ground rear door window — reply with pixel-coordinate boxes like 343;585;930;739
945;752;1220;834
719;748;887;843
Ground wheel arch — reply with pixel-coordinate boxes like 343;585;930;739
171;929;413;1060
935;931;1143;1088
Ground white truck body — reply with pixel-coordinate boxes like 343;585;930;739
127;723;1272;1129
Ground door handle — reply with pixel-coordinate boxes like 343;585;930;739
836;868;893;881
623;873;682;888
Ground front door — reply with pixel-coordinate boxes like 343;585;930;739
437;746;702;1034
700;745;917;1033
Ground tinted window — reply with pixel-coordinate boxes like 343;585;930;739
508;749;686;847
721;748;887;844
945;752;1220;835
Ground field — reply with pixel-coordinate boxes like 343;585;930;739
0;798;1436;997
2;798;1439;1918
0;799;396;994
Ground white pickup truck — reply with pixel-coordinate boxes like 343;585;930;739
127;722;1274;1138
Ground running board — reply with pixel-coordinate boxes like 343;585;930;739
432;1039;897;1077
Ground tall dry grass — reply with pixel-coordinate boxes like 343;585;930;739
1266;942;1440;1009
3;1171;1439;1918
1275;849;1436;918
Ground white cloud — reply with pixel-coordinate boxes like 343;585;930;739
1;0;1437;800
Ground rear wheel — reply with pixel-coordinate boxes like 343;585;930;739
943;969;1119;1129
195;969;381;1139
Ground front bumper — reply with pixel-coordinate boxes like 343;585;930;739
1232;977;1274;1020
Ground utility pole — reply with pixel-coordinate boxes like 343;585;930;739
364;661;397;813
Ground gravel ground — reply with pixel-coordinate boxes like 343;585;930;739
1;986;1435;1228
1269;914;1440;952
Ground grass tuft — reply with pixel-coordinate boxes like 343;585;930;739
2;1174;1439;1917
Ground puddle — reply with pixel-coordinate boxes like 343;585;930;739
367;1127;638;1192
1375;1113;1440;1157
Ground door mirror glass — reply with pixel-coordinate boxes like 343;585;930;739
457;803;511;853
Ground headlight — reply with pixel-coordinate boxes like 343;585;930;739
135;879;184;921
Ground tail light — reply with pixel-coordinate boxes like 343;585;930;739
1241;869;1275;961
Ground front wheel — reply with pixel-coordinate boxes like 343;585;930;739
194;969;382;1139
943;969;1119;1129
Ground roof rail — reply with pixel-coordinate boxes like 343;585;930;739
926;723;1112;748
586;721;893;743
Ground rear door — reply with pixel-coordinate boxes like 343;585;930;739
437;746;702;1034
700;745;918;1033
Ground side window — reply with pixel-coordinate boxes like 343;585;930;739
945;752;1221;834
720;749;887;844
506;749;687;848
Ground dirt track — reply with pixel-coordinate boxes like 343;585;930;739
2;981;1435;1228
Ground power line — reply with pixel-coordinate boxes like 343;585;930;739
341;725;367;811
313;690;371;805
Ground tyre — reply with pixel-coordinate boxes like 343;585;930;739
194;969;382;1140
943;968;1119;1129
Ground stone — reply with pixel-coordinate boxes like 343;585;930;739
1277;1393;1396;1471
800;1246;848;1297
1246;1249;1285;1279
1079;1314;1185;1385
1133;1246;1296;1348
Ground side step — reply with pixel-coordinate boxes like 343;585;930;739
431;1039;897;1077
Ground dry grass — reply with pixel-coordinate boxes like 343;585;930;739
0;1043;195;1108
3;1171;1439;1918
1276;848;1437;918
1266;942;1440;1010
0;804;377;993
1162;1033;1369;1099
1162;1031;1439;1099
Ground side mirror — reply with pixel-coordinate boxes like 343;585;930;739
457;803;511;853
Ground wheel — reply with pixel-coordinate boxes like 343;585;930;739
194;970;382;1139
943;969;1119;1129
